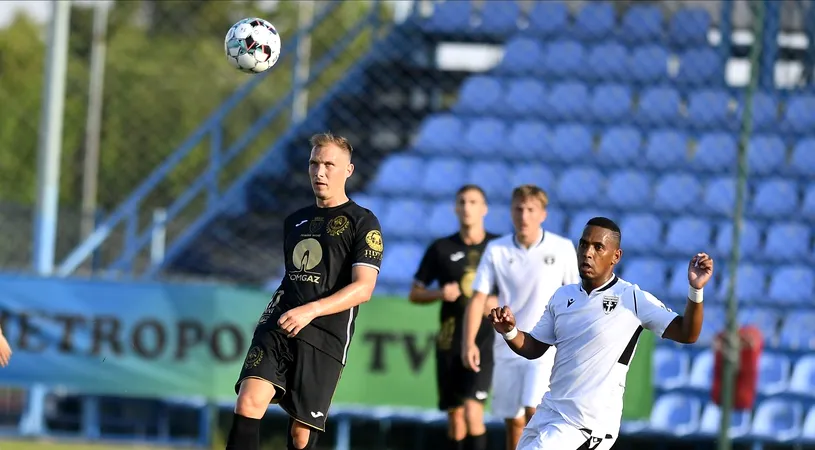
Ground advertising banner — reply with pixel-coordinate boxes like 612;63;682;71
0;276;653;418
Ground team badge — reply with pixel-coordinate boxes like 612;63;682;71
309;217;324;234
365;230;384;252
543;255;556;265
326;215;350;236
602;294;619;314
243;346;264;369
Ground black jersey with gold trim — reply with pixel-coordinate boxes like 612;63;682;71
258;200;382;364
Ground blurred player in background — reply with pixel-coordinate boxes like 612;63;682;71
226;133;383;450
0;326;11;367
462;185;579;450
489;217;711;450
409;185;500;450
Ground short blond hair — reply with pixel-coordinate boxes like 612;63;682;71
310;132;353;155
511;184;549;209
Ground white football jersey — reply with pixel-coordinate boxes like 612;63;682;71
529;275;679;436
472;229;579;360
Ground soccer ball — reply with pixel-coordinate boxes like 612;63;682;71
224;18;281;74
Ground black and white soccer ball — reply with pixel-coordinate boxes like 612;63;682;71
224;18;281;74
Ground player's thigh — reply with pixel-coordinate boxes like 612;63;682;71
279;339;343;431
235;328;291;403
490;360;525;419
521;352;555;408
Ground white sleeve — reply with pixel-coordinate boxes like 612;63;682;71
529;299;556;344
472;245;496;295
562;242;580;285
633;287;679;338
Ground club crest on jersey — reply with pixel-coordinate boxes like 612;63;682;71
326;215;349;236
602;294;619;314
309;217;324;234
543;255;556;265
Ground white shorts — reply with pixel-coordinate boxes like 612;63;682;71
518;406;617;450
490;350;555;419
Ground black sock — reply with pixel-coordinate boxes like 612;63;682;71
448;437;465;450
465;433;487;450
225;413;260;450
287;418;320;449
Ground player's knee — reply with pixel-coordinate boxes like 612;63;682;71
235;380;276;418
463;400;485;432
447;407;466;440
289;421;317;449
507;416;526;431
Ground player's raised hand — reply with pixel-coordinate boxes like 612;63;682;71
441;282;461;302
489;306;516;334
278;303;319;338
688;252;714;289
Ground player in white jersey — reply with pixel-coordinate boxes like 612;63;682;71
489;217;712;450
461;185;579;450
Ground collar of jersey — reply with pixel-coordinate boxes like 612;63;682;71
579;274;619;296
512;229;545;250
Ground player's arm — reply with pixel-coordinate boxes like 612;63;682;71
461;246;496;351
484;295;498;316
489;306;551;360
660;253;713;344
312;265;378;317
408;244;443;304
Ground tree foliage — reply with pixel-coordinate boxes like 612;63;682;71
0;0;375;211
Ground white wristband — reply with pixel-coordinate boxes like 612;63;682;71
688;286;704;303
503;327;518;341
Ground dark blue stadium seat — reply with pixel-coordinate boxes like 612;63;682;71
713;221;761;260
738;307;780;343
544;207;567;235
605;170;652;211
691;132;737;173
544;82;589;122
571;1;615;41
453;76;503;116
379;242;424;286
768;265;814;304
764;222;810;263
550;124;593;164
653;347;690;389
590;84;632;124
781;94;815;136
627;45;669;85
668;7;711;48
620;4;663;44
636;86;680;126
716;264;766;304
506;121;550;161
510;163;556;193
749;398;803;442
567;208;614;242
686;89;734;131
427;201;458;237
699;403;752;438
649;394;702;436
622;258;667;296
789;138;815;178
802;185;815;221
689;350;714;388
643;129;688;170
779;312;815;350
696;308;725;346
462;117;506;157
789;355;815;395
757;353;791;396
541;40;586;79
738;92;779;133
556;167;604;207
501;78;547;118
747;135;787;176
414;115;464;155
653;174;701;214
803;406;815;442
467;160;512;201
703;177;738;217
478;0;520;37
484;204;512;235
597;127;642;167
665;217;712;255
526;1;568;38
620;213;662;253
421;158;468;198
381;199;428;239
676;48;723;87
422;0;473;34
369;155;425;195
497;38;544;76
751;179;798;218
585;43;628;82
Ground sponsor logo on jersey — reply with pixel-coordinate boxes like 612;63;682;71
289;238;323;283
364;230;384;260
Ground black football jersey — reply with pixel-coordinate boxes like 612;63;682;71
414;232;500;353
258;200;383;364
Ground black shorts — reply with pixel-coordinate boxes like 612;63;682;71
435;345;494;411
235;328;343;431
